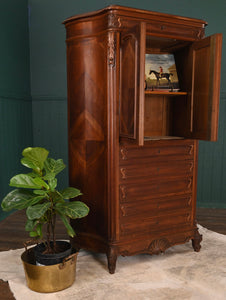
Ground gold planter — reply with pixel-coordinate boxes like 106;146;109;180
21;247;78;293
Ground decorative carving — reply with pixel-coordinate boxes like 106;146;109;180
183;236;192;243
148;238;171;254
120;205;126;216
187;196;192;206
108;14;121;28
120;168;127;179
196;29;203;39
189;162;194;172
108;33;116;66
187;144;194;155
187;178;193;189
119;185;127;201
187;213;191;222
120;147;128;160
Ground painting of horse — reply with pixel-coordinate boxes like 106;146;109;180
145;54;179;91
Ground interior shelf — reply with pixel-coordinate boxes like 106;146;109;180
145;91;188;96
144;136;184;141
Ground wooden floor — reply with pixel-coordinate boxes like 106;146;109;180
0;208;226;299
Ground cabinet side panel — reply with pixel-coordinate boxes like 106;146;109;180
66;33;109;240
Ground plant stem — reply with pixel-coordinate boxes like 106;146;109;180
51;213;56;251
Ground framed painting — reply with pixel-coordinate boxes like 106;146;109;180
145;54;179;91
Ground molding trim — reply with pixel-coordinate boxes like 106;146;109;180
32;95;67;102
0;91;31;102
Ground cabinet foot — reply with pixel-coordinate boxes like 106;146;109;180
192;228;202;252
107;247;117;274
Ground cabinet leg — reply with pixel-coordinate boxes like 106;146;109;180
192;228;202;252
107;247;117;274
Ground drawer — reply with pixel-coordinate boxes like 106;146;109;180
146;22;203;40
119;140;195;165
119;176;193;203
120;210;193;236
120;194;193;218
119;160;194;183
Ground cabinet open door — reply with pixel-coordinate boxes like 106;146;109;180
180;33;222;141
119;23;146;145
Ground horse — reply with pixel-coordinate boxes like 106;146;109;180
149;70;173;85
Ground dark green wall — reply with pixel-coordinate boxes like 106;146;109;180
0;0;33;220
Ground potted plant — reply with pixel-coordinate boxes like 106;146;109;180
1;147;89;292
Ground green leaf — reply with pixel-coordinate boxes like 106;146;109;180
33;177;49;190
22;147;49;171
21;157;40;172
25;219;38;231
26;172;41;178
49;178;57;191
29;231;39;237
36;223;43;238
60;187;82;199
55;201;89;219
33;190;47;196
44;158;66;178
50;191;64;203
9;174;44;189
26;202;51;220
57;213;76;237
1;189;44;211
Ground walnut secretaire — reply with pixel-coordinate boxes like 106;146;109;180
63;5;222;273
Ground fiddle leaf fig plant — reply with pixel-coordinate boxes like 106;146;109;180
1;147;89;253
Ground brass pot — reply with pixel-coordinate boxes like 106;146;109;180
21;247;78;293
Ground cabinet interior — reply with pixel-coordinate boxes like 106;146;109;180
144;35;192;140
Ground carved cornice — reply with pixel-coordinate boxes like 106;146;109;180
108;14;121;29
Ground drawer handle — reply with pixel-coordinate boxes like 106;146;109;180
120;185;127;201
187;178;192;189
189;162;194;172
120;147;128;160
120;168;127;179
187;197;192;206
187;214;191;222
188;145;194;155
120;205;126;216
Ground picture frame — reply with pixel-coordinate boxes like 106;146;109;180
145;54;179;91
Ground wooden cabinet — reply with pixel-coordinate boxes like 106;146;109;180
63;5;222;273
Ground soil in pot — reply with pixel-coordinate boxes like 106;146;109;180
34;241;72;266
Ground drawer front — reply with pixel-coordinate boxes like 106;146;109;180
119;160;194;183
119;176;193;203
120;210;193;236
120;194;192;218
146;22;204;40
119;140;195;164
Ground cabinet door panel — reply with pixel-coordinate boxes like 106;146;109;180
120;33;137;139
174;34;222;141
120;23;145;145
191;33;222;141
